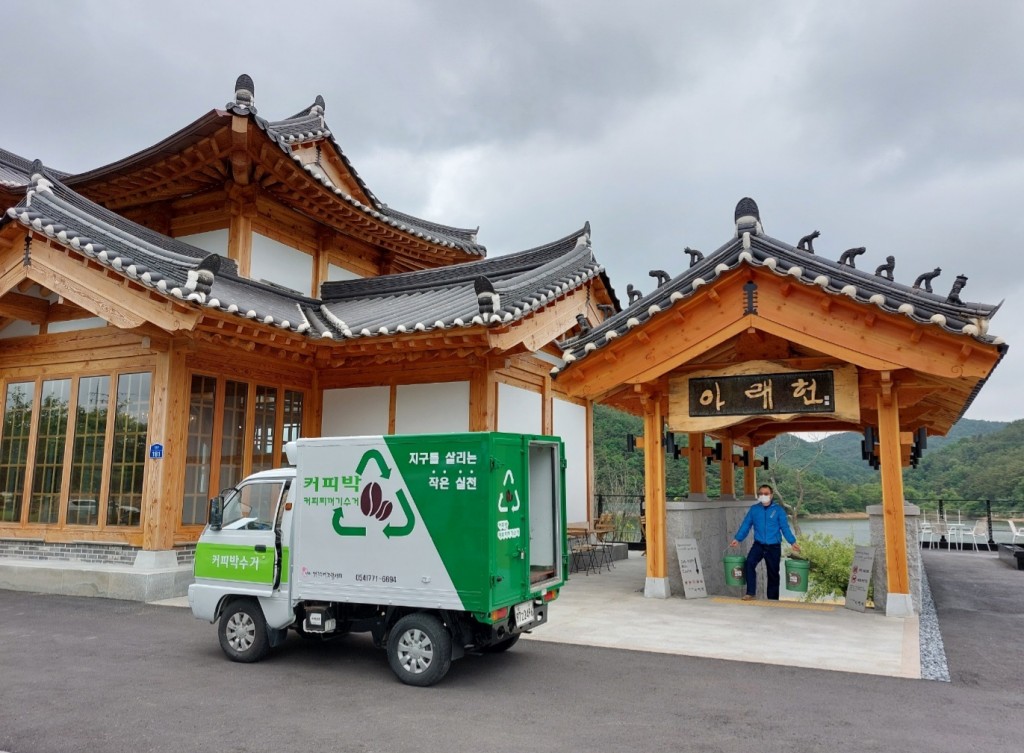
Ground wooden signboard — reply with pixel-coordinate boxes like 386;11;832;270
845;545;875;612
675;538;707;599
668;361;860;433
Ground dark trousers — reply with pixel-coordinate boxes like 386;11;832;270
744;542;782;599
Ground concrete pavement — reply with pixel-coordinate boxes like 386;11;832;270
155;551;921;678
521;552;920;678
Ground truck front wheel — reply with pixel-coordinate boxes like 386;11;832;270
218;599;270;663
387;613;452;687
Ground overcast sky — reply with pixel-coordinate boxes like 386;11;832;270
4;1;1023;423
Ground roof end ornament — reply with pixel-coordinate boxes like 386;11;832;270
946;274;968;305
913;267;941;294
874;255;895;280
474;275;500;317
797;230;819;253
231;74;257;114
734;197;763;236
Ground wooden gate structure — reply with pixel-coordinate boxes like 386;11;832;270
552;198;1006;615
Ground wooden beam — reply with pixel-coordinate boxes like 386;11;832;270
468;368;497;431
0;292;49;323
486;288;589;352
26;241;200;332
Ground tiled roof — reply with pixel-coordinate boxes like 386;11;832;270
3;171;599;344
305;224;602;339
554;198;1006;373
229;79;486;257
0;148;68;189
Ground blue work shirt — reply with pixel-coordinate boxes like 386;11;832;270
734;500;796;545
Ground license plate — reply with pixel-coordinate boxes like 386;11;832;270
513;600;534;626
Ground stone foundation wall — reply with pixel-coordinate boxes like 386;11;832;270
0;539;197;567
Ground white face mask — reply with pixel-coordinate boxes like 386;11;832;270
758;494;772;505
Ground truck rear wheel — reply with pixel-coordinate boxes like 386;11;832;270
218;599;270;663
387;613;452;687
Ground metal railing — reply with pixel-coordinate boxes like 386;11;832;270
592;493;1022;551
595;493;645;547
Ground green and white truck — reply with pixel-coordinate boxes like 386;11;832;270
188;432;567;686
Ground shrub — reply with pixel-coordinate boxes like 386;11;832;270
794;531;855;602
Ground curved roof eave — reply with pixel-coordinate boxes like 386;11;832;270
553;200;1005;375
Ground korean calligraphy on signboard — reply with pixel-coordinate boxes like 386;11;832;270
667;361;859;433
689;370;835;417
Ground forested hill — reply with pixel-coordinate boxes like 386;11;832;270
592;404;1018;513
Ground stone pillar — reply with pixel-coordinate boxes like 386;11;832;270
867;503;922;616
666;497;754;597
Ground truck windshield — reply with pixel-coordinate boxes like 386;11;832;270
221;481;283;530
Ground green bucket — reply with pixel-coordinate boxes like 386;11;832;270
785;557;810;593
724;552;746;587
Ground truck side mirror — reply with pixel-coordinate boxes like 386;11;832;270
209;496;224;531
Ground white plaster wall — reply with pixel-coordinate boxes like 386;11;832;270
553;399;588;524
322;386;390;436
47;317;107;334
497;383;542;436
395;382;469;435
328;263;362;282
0;321;39;339
252;233;313;295
179;229;228;255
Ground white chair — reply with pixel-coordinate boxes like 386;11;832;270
1008;519;1024;546
959;519;989;550
919;519;935;548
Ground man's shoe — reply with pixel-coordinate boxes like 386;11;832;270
741;594;755;601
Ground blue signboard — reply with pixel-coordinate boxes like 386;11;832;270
149;443;164;460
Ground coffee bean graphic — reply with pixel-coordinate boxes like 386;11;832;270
376;500;393;521
360;482;383;517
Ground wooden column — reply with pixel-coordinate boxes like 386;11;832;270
469;368;497;431
687;432;706;496
227;206;253;277
719;437;735;498
643;392;668;597
142;339;189;551
878;385;912;616
541;375;554;436
743;450;757;497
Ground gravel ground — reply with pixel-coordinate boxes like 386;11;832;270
918;564;951;682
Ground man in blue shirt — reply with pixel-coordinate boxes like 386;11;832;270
729;484;800;600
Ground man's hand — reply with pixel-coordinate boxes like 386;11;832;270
729;539;739;547
791;543;801;553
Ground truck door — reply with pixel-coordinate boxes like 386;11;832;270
194;478;286;596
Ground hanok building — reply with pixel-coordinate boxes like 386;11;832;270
553;198;1006;616
0;75;616;599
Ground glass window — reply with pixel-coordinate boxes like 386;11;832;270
219;380;248;490
67;376;110;525
29;379;71;523
183;375;217;526
107;372;150;527
0;382;35;523
281;390;304;464
221;480;283;531
252;386;277;473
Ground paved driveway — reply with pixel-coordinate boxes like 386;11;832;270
0;579;1018;753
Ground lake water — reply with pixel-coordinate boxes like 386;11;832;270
796;516;1019;545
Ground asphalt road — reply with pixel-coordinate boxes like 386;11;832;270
0;573;1019;753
